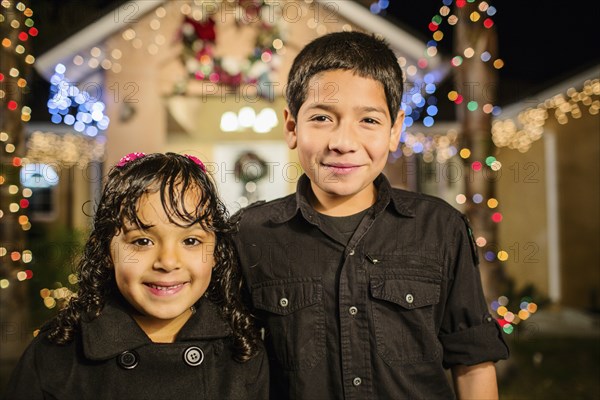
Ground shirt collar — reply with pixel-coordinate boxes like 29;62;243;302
81;297;231;360
270;174;416;224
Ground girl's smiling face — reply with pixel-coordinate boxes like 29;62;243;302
110;188;216;340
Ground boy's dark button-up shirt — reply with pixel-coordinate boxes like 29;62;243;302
233;174;509;400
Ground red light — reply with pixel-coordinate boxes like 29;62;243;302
29;27;39;36
0;73;4;82
8;100;18;110
20;199;30;208
428;22;438;32
13;157;22;167
417;58;428;68
471;161;482;171
456;0;467;7
483;18;494;29
454;94;464;104
25;270;33;279
18;32;28;41
492;212;503;223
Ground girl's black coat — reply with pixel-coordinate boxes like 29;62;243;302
4;298;268;399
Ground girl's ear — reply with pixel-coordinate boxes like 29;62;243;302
283;108;298;150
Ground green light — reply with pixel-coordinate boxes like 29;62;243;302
467;101;478;111
485;156;496;166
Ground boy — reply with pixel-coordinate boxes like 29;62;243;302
233;31;508;399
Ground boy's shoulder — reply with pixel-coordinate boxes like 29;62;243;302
388;186;463;219
233;193;296;225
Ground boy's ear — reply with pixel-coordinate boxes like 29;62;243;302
283;108;298;150
389;109;405;152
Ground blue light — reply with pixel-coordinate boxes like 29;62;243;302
411;93;422;104
427;40;437;48
74;121;85;132
413;142;424;153
55;64;66;74
443;0;452;5
427;105;438;116
492;106;502;116
487;6;497;16
47;63;110;134
425;83;436;94
378;0;389;9
404;105;413;115
64;114;75;125
484;251;495;262
423;116;434;127
481;51;492;62
86;126;99;137
370;3;381;13
404;116;414;127
416;97;426;108
427;96;438;105
424;73;435;84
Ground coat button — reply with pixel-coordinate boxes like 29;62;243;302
353;377;362;386
183;346;204;367
117;350;138;370
349;249;355;256
348;306;358;316
405;294;414;304
279;297;289;307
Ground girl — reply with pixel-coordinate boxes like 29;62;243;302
5;152;268;399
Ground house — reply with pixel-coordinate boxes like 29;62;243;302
493;67;600;311
31;0;443;227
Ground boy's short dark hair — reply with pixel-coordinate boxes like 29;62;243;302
285;31;404;124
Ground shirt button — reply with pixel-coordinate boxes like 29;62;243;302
349;249;355;256
183;346;204;367
348;306;358;316
279;297;289;307
117;350;138;370
405;293;414;304
353;377;362;386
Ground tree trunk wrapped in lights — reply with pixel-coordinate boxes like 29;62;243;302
454;2;509;303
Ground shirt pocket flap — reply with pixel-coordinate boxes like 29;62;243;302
370;277;440;309
252;279;322;316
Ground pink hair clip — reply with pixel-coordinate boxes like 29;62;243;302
116;152;146;167
184;154;206;173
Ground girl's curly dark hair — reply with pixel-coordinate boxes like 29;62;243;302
47;152;260;362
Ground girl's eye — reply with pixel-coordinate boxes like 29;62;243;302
183;238;202;246
131;238;152;247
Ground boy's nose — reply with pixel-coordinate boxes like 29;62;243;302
328;125;358;153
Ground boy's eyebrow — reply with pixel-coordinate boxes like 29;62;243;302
303;103;387;115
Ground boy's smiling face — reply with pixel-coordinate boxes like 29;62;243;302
284;69;404;215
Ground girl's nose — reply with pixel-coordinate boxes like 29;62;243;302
153;245;180;271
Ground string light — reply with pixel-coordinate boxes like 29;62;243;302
0;0;36;292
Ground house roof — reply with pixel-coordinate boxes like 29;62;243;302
34;0;441;82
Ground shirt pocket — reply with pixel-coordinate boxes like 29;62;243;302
370;274;441;365
252;278;325;371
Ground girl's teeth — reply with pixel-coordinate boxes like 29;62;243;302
148;283;182;291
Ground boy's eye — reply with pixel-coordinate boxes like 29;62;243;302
131;238;153;247
362;117;380;125
310;115;331;122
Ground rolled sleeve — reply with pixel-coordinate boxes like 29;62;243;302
439;318;508;368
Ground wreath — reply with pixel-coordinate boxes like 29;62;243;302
234;151;268;183
179;0;283;93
